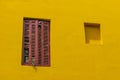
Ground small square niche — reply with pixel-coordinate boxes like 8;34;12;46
84;22;102;44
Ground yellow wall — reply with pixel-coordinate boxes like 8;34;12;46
0;0;120;80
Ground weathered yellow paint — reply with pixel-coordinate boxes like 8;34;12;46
0;0;120;80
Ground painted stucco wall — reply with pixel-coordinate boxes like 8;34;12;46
0;0;120;80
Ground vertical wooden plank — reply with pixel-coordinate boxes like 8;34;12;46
41;21;45;66
22;19;30;65
22;19;26;65
30;20;37;66
37;20;42;66
28;20;32;65
43;21;50;66
48;21;50;66
35;20;39;65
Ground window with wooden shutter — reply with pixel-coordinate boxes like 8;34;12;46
22;18;50;66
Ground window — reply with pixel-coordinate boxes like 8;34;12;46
22;18;50;66
84;22;101;44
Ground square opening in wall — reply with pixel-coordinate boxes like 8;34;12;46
84;23;101;44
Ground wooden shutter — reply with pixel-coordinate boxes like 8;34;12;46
22;18;50;66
